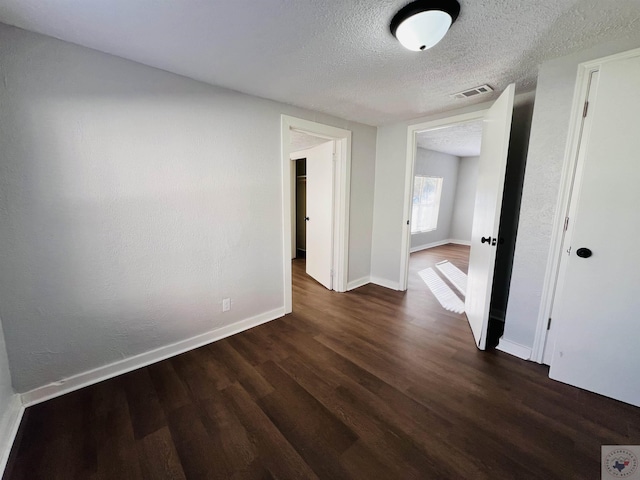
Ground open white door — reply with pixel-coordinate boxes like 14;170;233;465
549;52;640;407
305;141;334;289
465;84;515;349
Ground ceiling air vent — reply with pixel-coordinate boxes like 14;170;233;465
450;84;494;99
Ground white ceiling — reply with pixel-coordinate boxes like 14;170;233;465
290;130;331;153
1;0;640;125
417;120;483;157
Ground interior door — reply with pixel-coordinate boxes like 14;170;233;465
305;141;334;290
549;53;640;407
465;84;515;349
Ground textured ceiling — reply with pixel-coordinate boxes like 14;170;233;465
1;0;640;125
290;130;331;153
417;120;483;157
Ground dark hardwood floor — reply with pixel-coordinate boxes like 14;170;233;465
4;244;640;479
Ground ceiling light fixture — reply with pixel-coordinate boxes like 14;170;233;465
390;0;460;52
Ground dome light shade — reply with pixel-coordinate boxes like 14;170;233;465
390;0;460;51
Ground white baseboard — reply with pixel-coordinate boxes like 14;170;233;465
0;395;24;477
347;276;370;291
410;238;471;253
448;239;471;246
496;337;532;360
370;276;402;291
20;307;286;407
410;239;450;253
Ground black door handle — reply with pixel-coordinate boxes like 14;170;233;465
576;247;592;258
481;236;492;244
304;217;310;222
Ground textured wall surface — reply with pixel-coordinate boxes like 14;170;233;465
0;24;376;392
504;38;640;350
450;156;479;242
410;149;459;249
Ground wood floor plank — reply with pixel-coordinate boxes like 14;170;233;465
223;382;319;480
255;361;358;479
148;361;192;413
274;353;463;479
136;427;187;480
210;341;274;400
200;396;256;474
165;404;232;480
123;369;168;440
91;395;144;480
4;244;640;480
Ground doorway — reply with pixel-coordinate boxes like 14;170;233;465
293;157;307;260
281;115;352;313
406;122;481;330
290;138;335;291
410;121;483;252
401;111;487;290
401;85;517;350
534;48;640;407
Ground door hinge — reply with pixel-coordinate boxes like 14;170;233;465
332;153;337;162
330;269;334;277
582;101;589;118
547;318;552;330
563;216;569;232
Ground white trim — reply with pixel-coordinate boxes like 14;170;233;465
531;46;640;363
333;135;351;293
281;116;352;312
0;395;24;477
496;338;532;360
448;239;471;246
370;276;402;291
400;110;488;291
20;307;285;407
410;239;451;253
409;238;471;253
347;276;370;291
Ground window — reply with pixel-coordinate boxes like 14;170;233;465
411;176;443;233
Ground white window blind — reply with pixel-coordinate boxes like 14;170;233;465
411;176;443;233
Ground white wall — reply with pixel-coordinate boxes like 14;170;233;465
0;24;377;392
504;38;640;351
410;149;459;249
450;156;479;242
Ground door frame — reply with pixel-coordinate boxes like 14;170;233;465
531;47;640;363
281;115;352;313
400;110;487;290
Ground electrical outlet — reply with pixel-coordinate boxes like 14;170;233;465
222;298;231;312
